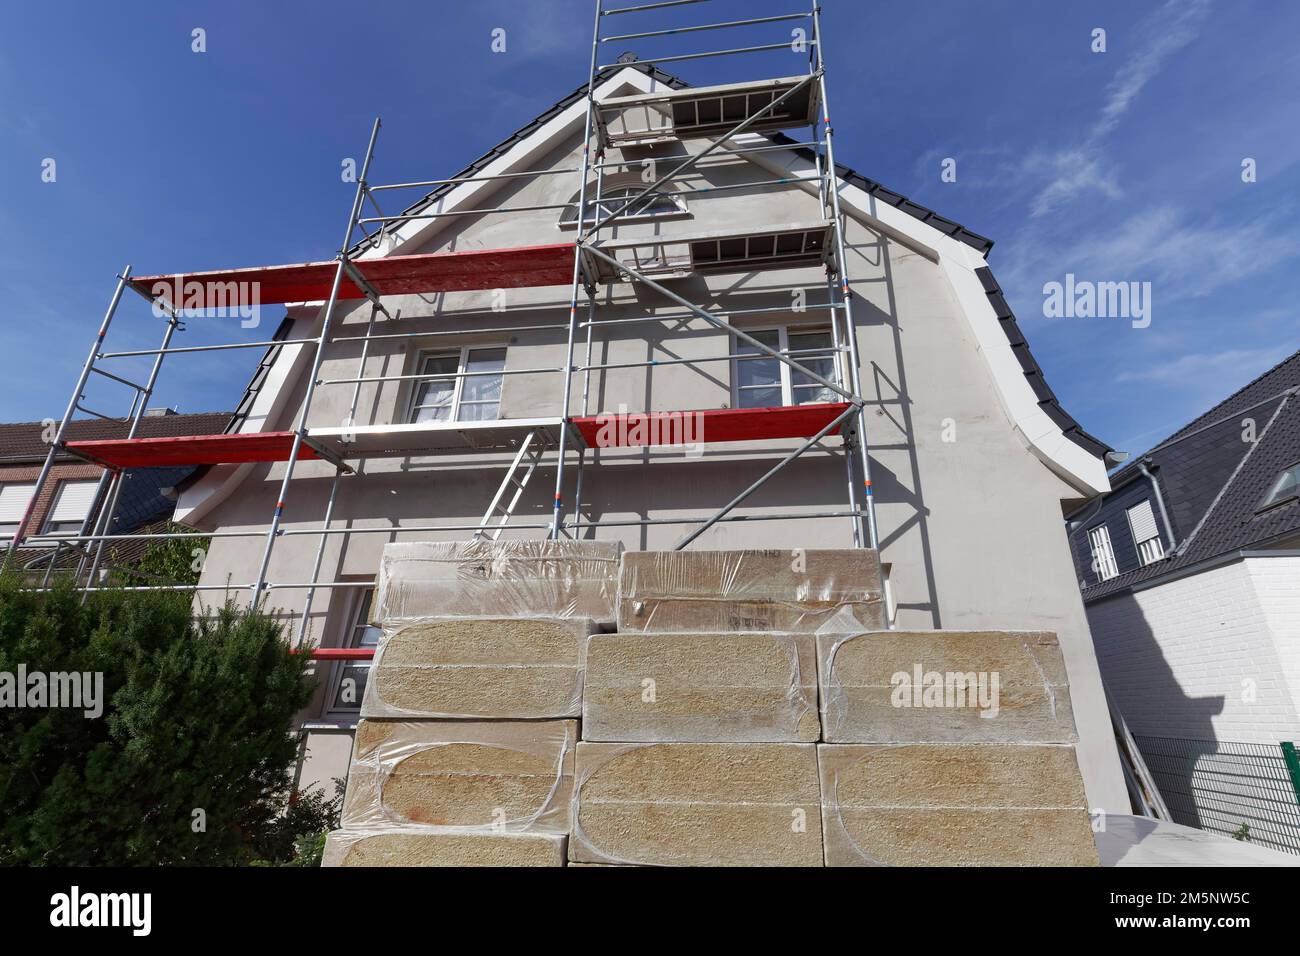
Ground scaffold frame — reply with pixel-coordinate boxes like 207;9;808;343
4;0;882;639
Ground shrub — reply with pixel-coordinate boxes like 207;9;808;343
0;572;323;866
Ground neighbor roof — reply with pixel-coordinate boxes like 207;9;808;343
1081;348;1300;602
0;411;234;463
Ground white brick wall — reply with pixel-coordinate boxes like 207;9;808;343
1247;555;1300;739
1087;556;1300;745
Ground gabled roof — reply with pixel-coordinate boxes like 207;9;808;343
0;411;235;464
1081;348;1300;602
202;58;1112;526
365;59;995;257
361;58;1099;460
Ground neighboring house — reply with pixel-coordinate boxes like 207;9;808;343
34;60;1132;816
1067;349;1300;853
0;410;233;580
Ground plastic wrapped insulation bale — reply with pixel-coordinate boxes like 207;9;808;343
361;616;592;720
618;548;884;632
371;540;622;625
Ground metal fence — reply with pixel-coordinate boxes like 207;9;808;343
1134;735;1300;856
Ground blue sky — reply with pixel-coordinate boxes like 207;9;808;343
1;0;1296;459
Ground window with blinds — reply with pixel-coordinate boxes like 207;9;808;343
1088;524;1119;582
0;482;37;538
43;480;99;535
1126;499;1165;567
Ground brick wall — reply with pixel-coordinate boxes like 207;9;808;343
1246;555;1300;740
0;461;104;537
1087;555;1300;744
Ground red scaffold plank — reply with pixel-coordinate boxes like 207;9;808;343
64;431;319;469
294;648;375;661
570;402;852;448
130;243;577;307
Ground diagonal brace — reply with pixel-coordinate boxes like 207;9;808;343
579;243;858;404
673;402;858;550
582;71;821;240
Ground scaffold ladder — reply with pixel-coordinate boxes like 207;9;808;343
474;430;548;541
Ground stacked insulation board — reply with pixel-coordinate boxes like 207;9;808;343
324;544;1097;866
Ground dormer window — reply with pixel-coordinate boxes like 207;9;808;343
1258;461;1300;512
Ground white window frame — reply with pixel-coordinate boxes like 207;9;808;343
1088;524;1119;582
1125;499;1165;567
0;481;37;541
558;177;689;230
42;479;100;536
730;325;842;410
323;586;382;720
406;344;507;424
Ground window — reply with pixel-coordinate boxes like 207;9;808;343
733;327;840;409
0;482;36;540
1126;499;1164;566
560;183;685;228
409;346;506;423
1258;461;1300;511
1088;524;1119;582
325;589;382;717
43;480;100;535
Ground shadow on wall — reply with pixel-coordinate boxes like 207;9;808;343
1089;592;1225;829
847;232;941;627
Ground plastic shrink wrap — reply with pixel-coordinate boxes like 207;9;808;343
583;631;819;742
372;540;621;624
617;549;884;632
569;741;823;866
341;719;576;834
362;616;591;719
818;742;1097;866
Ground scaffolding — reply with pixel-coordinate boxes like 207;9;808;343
5;0;881;639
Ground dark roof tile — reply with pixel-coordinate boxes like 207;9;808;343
1081;350;1300;602
0;412;234;463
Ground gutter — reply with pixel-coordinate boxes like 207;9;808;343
1083;543;1300;604
1137;458;1178;553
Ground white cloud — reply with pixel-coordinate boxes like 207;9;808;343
1027;148;1123;218
1030;0;1212;217
1091;0;1212;140
1048;204;1300;298
1115;345;1293;385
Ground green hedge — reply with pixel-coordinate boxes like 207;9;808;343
0;573;337;866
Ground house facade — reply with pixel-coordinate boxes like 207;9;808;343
1067;349;1300;852
56;62;1130;813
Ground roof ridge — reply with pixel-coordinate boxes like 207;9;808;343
1108;348;1300;485
1169;390;1297;558
0;410;233;428
364;61;994;257
1157;348;1300;446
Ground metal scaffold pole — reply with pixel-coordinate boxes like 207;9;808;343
551;0;605;540
250;117;381;605
13;0;894;594
81;307;184;594
4;266;132;569
811;0;880;550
